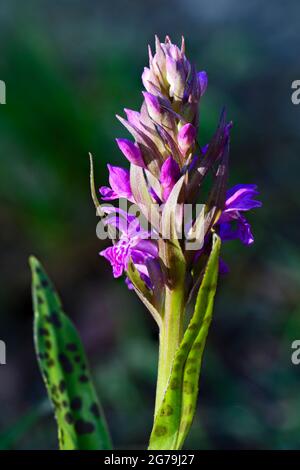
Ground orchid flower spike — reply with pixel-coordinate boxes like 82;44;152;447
94;35;261;450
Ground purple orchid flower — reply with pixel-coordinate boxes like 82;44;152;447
100;207;158;284
92;36;263;451
217;184;262;245
97;36;261;289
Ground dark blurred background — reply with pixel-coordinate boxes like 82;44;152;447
0;0;300;450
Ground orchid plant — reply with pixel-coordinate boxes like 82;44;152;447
30;36;261;450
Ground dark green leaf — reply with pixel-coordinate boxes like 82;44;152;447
30;256;112;450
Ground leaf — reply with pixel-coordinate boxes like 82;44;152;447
29;256;112;450
187;109;228;202
204;138;229;233
148;233;221;450
127;259;162;329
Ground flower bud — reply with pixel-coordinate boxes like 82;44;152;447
160;156;181;201
116;138;145;167
143;91;162;122
142;67;160;94
178;123;196;156
166;55;185;100
108;164;132;200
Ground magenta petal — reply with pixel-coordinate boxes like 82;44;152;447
99;186;119;201
142;91;161;120
160;156;181;201
100;239;132;278
107;164;133;200
116;138;145;167
99;246;125;278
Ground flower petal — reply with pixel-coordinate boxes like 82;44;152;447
225;184;262;212
107;164;133;201
100;238;132;278
99;186;119;201
178;123;196;156
219;215;255;246
142;91;161;122
116;138;145;167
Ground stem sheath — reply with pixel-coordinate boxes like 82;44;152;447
154;286;185;415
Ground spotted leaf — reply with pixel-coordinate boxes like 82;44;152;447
30;256;112;450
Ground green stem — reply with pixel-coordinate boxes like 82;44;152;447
154;286;185;416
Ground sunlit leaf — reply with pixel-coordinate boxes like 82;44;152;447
148;234;221;450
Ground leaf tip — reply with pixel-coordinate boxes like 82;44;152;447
29;255;40;272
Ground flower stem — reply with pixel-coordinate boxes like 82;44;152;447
154;286;185;416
